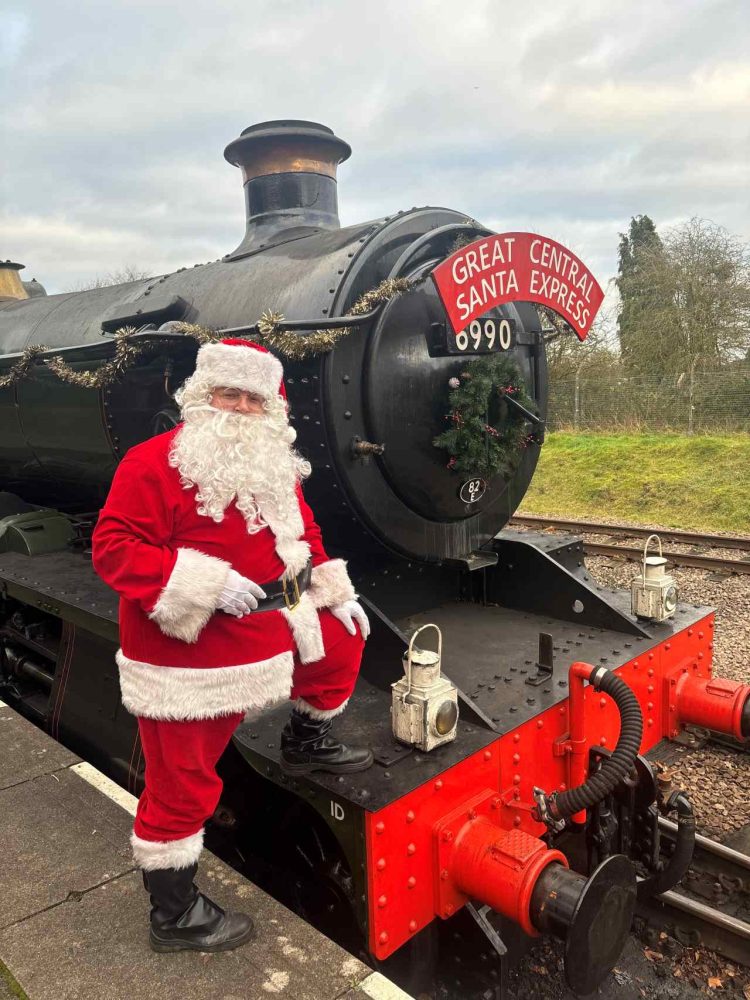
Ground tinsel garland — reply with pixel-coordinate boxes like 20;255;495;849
0;276;416;389
433;353;539;480
251;276;414;360
45;327;146;388
0;328;146;390
0;345;48;389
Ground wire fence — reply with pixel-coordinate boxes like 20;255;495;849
548;365;750;433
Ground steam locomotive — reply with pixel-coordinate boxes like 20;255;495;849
1;120;749;999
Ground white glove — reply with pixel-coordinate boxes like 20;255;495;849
331;600;370;639
217;569;266;617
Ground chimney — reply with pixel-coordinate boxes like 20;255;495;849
0;261;29;302
223;120;351;260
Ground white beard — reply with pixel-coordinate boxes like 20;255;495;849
169;397;312;555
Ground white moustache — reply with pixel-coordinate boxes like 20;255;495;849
169;400;310;528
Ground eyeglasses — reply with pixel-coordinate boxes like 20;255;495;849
212;388;266;406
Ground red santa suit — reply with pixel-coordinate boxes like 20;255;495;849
92;339;364;871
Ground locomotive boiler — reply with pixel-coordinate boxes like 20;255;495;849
1;120;749;999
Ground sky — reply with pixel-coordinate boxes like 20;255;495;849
2;0;749;307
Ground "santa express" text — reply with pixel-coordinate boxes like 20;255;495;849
450;236;594;330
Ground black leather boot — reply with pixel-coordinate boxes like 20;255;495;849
143;864;254;953
280;709;374;774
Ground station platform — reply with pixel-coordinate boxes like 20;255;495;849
0;701;412;1000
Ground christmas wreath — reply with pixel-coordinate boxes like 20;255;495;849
433;353;539;480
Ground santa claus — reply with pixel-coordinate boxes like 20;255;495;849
92;337;372;954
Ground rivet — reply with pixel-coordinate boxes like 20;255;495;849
407;876;417;888
375;821;385;834
435;780;443;790
513;734;520;743
378;895;387;908
665;643;671;651
483;751;491;761
379;931;389;944
409;919;418;933
513;816;521;827
512;753;520;764
407;843;416;855
537;720;543;729
648;669;654;677
648;685;654;693
377;858;386;871
445;904;454;915
698;632;704;639
600;697;606;708
406;810;415;823
688;629;693;637
648;718;653;727
698;652;704;660
513;774;521;785
600;737;607;746
440;869;449;881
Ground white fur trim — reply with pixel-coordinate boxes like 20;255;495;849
276;538;311;577
307;559;356;610
281;591;324;664
116;650;294;720
195;342;283;398
294;696;350;720
149;548;230;644
132;829;204;870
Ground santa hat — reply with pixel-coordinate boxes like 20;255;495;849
193;338;285;399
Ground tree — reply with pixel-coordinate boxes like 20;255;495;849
542;294;621;384
616;217;750;377
664;218;750;369
616;215;677;375
64;265;152;292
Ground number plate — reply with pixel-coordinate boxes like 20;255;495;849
432;317;517;356
459;478;486;503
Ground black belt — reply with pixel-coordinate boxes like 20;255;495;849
252;560;312;613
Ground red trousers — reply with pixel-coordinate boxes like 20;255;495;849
133;611;363;862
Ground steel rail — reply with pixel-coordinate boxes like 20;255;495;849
578;541;750;575
659;818;750;872
659;889;750;939
511;514;750;552
639;821;750;965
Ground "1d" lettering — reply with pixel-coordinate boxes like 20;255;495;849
330;800;345;821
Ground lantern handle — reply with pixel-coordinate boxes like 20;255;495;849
642;534;663;583
404;624;442;701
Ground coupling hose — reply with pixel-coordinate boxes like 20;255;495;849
637;791;695;900
550;666;643;820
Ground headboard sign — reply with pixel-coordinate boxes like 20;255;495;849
432;232;604;341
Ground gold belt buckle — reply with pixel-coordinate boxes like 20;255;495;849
282;573;301;612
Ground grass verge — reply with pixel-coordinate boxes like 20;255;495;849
0;959;28;1000
522;432;750;533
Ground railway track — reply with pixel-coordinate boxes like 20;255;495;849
639;819;750;967
510;514;750;575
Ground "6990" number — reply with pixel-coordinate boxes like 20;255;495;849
454;317;514;353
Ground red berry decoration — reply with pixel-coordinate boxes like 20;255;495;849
434;353;539;480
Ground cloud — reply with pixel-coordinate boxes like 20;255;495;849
1;0;748;295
